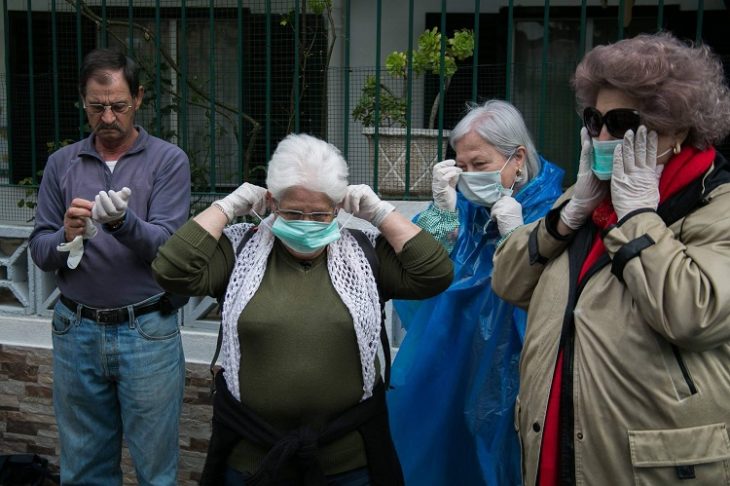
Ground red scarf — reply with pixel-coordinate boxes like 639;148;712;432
538;145;715;486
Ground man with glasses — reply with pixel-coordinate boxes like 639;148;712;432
29;48;190;485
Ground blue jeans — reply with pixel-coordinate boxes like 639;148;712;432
51;296;185;486
224;466;371;486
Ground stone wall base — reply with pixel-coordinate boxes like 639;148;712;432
0;344;213;485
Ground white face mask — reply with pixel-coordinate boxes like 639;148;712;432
456;155;515;207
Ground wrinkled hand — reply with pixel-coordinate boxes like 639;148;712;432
491;196;524;236
92;187;131;224
560;127;609;230
57;217;97;269
612;126;659;220
213;183;267;222
342;184;395;227
432;159;462;212
64;198;93;242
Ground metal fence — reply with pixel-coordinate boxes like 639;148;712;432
0;0;721;223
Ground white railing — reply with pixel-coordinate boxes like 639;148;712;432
0;200;429;355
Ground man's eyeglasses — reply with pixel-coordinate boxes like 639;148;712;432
83;102;134;115
275;207;336;223
583;107;641;139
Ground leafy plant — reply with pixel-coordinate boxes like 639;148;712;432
17;138;76;221
352;27;474;129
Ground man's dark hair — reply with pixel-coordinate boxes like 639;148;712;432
79;48;140;98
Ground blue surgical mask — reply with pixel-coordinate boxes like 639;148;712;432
456;155;515;207
271;217;341;256
591;139;622;180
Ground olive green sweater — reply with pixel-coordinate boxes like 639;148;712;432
152;220;453;475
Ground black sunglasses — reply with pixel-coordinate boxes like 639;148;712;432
583;107;641;139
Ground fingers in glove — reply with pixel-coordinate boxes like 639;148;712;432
433;159;456;171
108;190;128;210
440;166;462;185
343;185;363;214
578;127;593;175
612;144;626;181
633;126;649;170
642;128;658;171
93;193;111;220
621;129;636;174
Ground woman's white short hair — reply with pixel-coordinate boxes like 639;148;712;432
449;99;540;185
266;133;349;203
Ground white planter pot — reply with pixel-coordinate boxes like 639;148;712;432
362;127;450;197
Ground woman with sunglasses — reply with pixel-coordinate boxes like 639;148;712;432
152;133;454;485
387;99;564;486
492;32;730;486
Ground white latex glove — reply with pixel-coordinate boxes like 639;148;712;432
491;196;524;236
611;126;659;220
342;184;395;227
213;182;267;222
57;218;97;269
432;159;462;212
92;187;131;224
560;127;610;230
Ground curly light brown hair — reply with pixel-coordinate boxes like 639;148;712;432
573;32;730;149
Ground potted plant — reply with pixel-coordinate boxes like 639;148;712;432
353;27;474;197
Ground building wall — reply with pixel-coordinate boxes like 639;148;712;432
0;343;212;485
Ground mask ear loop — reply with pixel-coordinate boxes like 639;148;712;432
250;208;273;230
498;152;519;191
337;209;356;229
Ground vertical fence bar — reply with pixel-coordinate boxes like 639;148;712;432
101;0;107;48
578;0;587;59
265;0;272;161
294;0;300;133
538;0;550;150
180;0;188;155
52;0;60;148
437;0;447;161
2;0;12;178
26;1;37;183
373;0;382;192
237;0;244;181
696;0;704;44
209;0;217;188
505;0;514;101
155;0;162;136
128;1;134;57
76;0;83;139
471;0;480;103
403;0;414;199
574;0;588;177
617;0;625;40
657;0;665;31
342;0;351;158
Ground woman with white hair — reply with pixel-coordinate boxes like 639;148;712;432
152;133;452;485
387;99;564;486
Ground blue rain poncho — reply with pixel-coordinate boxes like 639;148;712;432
388;158;564;486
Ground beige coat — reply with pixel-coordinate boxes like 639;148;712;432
492;161;730;486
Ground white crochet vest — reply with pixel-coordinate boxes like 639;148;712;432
221;215;382;402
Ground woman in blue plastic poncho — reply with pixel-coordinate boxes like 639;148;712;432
387;99;564;486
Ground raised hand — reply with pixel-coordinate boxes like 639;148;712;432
432;159;462;212
342;184;395;227
560;127;610;230
611;125;659;220
92;187;131;224
213;182;268;222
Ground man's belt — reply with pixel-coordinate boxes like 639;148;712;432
59;295;161;324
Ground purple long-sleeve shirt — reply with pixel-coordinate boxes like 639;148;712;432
30;126;191;308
